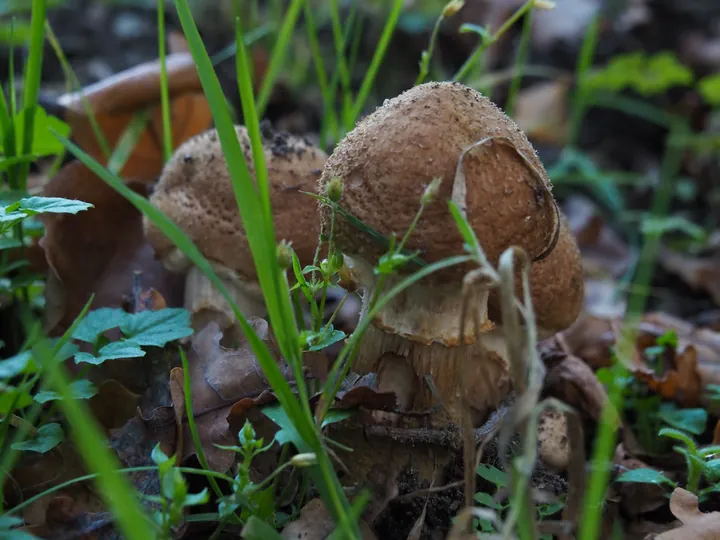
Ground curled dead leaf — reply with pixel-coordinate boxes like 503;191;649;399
652;488;720;539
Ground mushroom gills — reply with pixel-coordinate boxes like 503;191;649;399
185;264;266;332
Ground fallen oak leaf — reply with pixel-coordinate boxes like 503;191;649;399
653;488;720;539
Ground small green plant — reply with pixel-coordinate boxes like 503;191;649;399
473;464;563;538
148;445;210;538
616;428;720;499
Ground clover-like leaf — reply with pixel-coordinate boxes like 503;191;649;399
11;422;65;454
74;341;145;365
34;379;98;403
120;308;193;347
72;307;131;343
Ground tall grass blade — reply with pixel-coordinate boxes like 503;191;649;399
157;0;173;161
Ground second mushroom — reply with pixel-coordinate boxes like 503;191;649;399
144;124;328;331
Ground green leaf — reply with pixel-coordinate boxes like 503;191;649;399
262;403;302;447
34;379;98;403
703;459;720;482
698;74;720;107
321;409;352;428
658;404;707;436
0;350;34;378
74;341;145;365
303;327;347;352
72;307;130;343
459;23;491;42
241;515;284;540
11;422;65;454
12;106;70;157
120;308;193;347
0;383;33;413
18;196;93;215
185;488;210;506
0;237;22;250
641;216;707;241
476;464;508;488
615;468;675;487
586;51;693;96
659;427;697;453
474;491;502;509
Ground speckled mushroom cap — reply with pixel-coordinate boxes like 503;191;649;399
145;124;327;279
318;81;560;284
488;211;585;339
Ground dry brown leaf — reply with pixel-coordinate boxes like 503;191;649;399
19;495;115;539
544;352;612;422
653;488;720;539
660;247;720;307
279;498;377;540
39;160;185;337
141;319;286;472
88;379;141;431
513;79;570;146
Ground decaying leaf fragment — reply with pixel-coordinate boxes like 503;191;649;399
652;488;720;539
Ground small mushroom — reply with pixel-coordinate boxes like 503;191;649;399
537;409;570;472
144;124;327;330
318;82;584;427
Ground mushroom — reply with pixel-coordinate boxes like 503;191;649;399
317;81;584;428
144;124;328;330
537;409;570;472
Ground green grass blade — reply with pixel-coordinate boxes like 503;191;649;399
21;316;155;539
157;0;173;162
569;13;600;145
256;0;304;116
504;8;533;117
303;2;338;148
45;20;111;159
349;0;403;128
106;111;150;175
17;0;47;189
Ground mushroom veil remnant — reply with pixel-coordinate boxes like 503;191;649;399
144;124;327;330
318;81;584;428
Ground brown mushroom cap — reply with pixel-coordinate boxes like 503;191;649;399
488;211;585;339
145;125;327;279
318;81;559;283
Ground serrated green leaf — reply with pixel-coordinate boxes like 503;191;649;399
19;196;93;215
658;404;707;435
74;341;145;365
476;464;508;488
34;379;98;403
0;350;34;378
11;422;64;454
120;308;193;347
72;307;131;343
615;468;675;487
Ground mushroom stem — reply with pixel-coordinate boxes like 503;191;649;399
346;256;511;426
185;264;266;331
